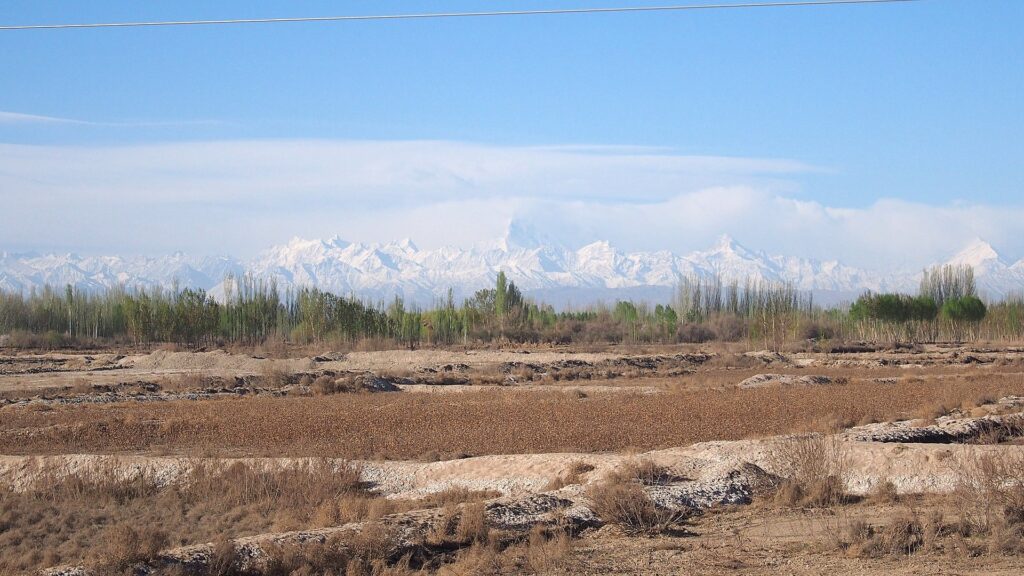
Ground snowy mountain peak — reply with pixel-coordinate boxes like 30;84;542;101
711;234;738;252
325;235;351;250
947;238;1002;268
699;234;759;262
577;240;615;256
395;238;418;252
2;233;1022;305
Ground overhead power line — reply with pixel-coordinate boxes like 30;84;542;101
0;0;923;31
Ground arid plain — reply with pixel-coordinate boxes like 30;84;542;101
4;342;1024;575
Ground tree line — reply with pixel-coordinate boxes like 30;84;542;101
849;265;988;343
0;266;1021;349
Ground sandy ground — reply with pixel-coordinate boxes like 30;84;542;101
564;509;1024;575
3;344;1021;395
5;437;1018;500
0;348;640;393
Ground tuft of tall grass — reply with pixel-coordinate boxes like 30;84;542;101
767;434;853;508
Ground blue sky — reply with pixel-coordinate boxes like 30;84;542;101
1;1;1022;266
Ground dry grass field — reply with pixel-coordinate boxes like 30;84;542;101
4;343;1024;575
4;376;1024;459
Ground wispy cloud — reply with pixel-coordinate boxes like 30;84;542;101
0;111;92;125
0;139;812;205
0;110;225;128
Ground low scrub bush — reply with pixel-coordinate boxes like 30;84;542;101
89;525;169;574
608;458;678;486
260;363;294;388
428;503;491;547
677;323;716;343
587;474;688;535
768;435;853;508
843;512;926;557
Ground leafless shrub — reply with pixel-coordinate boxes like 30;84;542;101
915;402;951;424
260;363;293;388
868;480;900;505
207;538;240;576
88;524;168;573
953;451;1024;553
587;475;688;535
428;503;490;547
677;323;716;344
768;434;852;508
524;524;573;573
456;503;490;544
843;511;925;558
707;315;746;342
312;374;343;395
260;539;349;576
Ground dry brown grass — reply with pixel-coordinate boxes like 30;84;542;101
0;459;484;574
208;523;408;576
5;376;1024;459
612;458;680;485
826;502;976;560
88;525;169;575
260;362;294;388
825;458;1024;561
952;451;1024;554
427;502;491;550
158;372;208;392
433;523;574;576
456;503;490;545
0;459;356;573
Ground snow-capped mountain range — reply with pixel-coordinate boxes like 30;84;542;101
1;224;1022;306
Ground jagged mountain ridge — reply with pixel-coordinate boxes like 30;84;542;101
2;229;1022;305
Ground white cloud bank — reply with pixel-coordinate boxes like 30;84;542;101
0;139;1020;269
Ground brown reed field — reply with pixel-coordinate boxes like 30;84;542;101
4;373;1023;459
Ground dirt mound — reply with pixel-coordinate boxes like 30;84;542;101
122;350;315;373
843;411;1024;444
737;373;835;388
123;350;264;371
743;350;789;364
